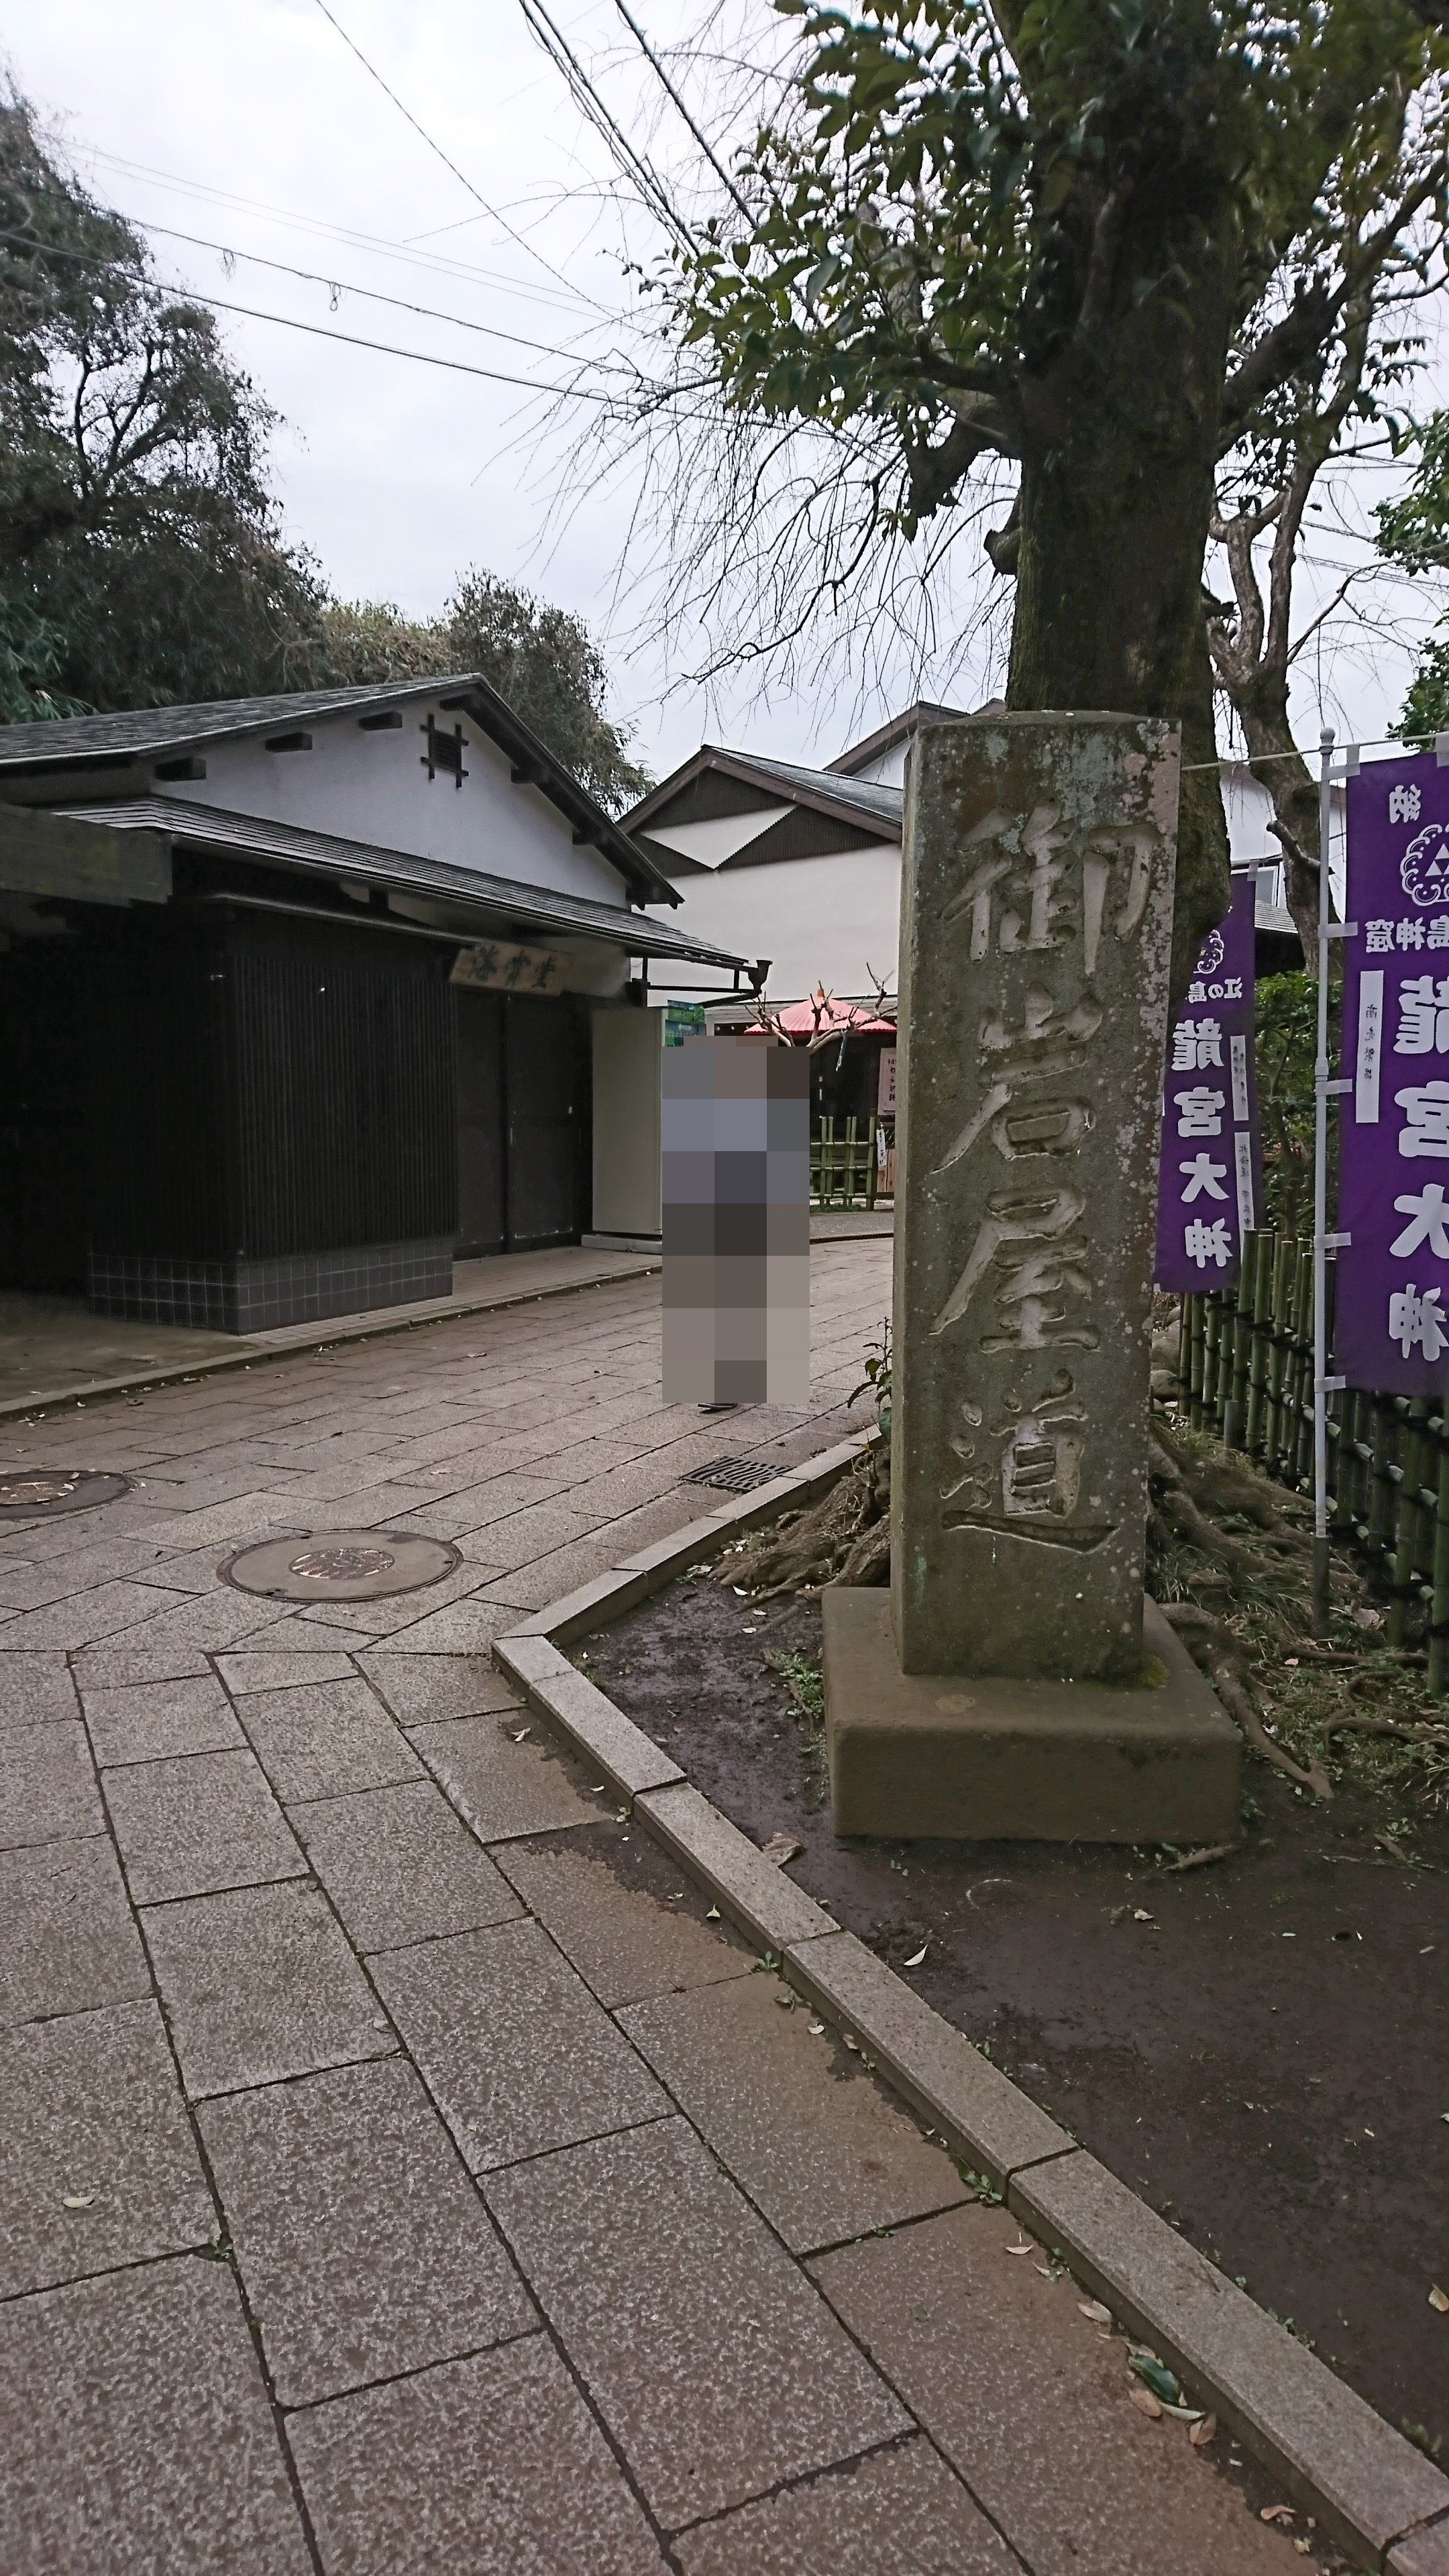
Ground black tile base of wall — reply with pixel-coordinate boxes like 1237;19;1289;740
87;1238;454;1335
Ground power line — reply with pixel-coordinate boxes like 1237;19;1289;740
515;0;693;252
607;0;752;222
0;227;616;405
99;215;633;374
85;148;604;317
309;0;577;290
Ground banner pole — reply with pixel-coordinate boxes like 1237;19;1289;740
1312;727;1334;1635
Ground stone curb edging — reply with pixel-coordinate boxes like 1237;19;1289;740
494;1430;1449;2576
0;1259;663;1427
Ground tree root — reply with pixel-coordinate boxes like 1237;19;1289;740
1157;1601;1333;1799
1324;1713;1449;1743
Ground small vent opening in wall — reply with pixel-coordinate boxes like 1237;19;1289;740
421;716;469;787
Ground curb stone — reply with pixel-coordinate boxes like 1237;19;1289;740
494;1426;1449;2573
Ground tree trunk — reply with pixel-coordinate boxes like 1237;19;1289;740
1006;278;1232;999
1231;677;1320;967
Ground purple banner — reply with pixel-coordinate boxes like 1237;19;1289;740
1337;750;1449;1394
1155;872;1261;1290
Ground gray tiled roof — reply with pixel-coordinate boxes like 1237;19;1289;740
56;797;751;969
0;678;457;765
720;752;903;831
0;674;677;907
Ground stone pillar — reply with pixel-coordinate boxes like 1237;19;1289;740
891;714;1179;1682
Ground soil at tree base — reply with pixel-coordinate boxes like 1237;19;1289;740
582;1575;1448;2461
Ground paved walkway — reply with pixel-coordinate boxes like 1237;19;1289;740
0;1242;1305;2574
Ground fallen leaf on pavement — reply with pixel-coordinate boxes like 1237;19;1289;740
62;2194;95;2210
808;2020;825;2035
1077;2299;1113;2324
1132;1907;1155;1923
706;1906;720;1921
1260;2505;1295;2524
511;1727;531;1740
1004;2239;1034;2257
1130;2355;1181;2406
1430;2286;1449;2312
904;1943;928;1968
1189;2414;1218;2447
1130;2387;1163;2419
760;1832;804;1867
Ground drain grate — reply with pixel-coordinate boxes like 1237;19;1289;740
681;1456;786;1495
223;1529;460;1602
0;1470;129;1522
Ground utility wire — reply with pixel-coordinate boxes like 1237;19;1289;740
0;227;615;405
515;0;694;251
607;0;753;221
75;215;634;374
85;146;602;314
309;0;574;288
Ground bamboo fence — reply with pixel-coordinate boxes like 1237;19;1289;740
1175;1228;1449;1694
811;1116;887;1210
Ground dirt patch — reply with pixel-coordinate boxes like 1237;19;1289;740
582;1570;1449;2463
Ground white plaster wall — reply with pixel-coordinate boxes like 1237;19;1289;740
160;698;629;904
659;842;902;1004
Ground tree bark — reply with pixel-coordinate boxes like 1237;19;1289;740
1005;261;1233;997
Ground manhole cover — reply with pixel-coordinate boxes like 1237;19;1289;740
681;1456;786;1494
289;1546;396;1582
223;1529;460;1601
0;1469;129;1523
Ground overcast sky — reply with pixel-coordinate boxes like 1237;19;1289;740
7;0;1439;782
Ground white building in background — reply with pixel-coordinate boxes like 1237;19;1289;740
626;702;1317;1007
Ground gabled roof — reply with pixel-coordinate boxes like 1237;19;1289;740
825;699;975;776
54;796;748;969
625;743;904;847
0;674;677;908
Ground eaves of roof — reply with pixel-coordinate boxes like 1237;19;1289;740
0;672;677;910
54;796;749;969
624;743;903;844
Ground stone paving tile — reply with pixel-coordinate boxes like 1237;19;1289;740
496;1822;755;2008
0;2257;311;2576
486;2117;910;2532
70;1638;215;1690
198;2056;535;2406
810;2206;1303;2576
0;1652;78;1727
215;1648;360;1691
0;1834;151;2027
372;1915;666;2172
674;2438;1024;2576
291;1780;523;1953
231;1676;423;1803
0;1536;176;1612
72;1587;288;1664
144;1878;396;2100
287;2334;669;2576
0;1577;195;1652
140;1492;305;1547
411;1709;602;1842
107;1748;306;1904
469;1537;621;1614
1;1719;103;1847
1;1998;214;2297
358;1648;523;1726
453;1497;603;1572
619;1977;969;2256
365;1596;520;1654
82;1673;245;1768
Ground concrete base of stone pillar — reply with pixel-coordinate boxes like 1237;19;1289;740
822;1589;1240;1844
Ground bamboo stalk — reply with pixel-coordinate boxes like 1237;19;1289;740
1430;1424;1449;1699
